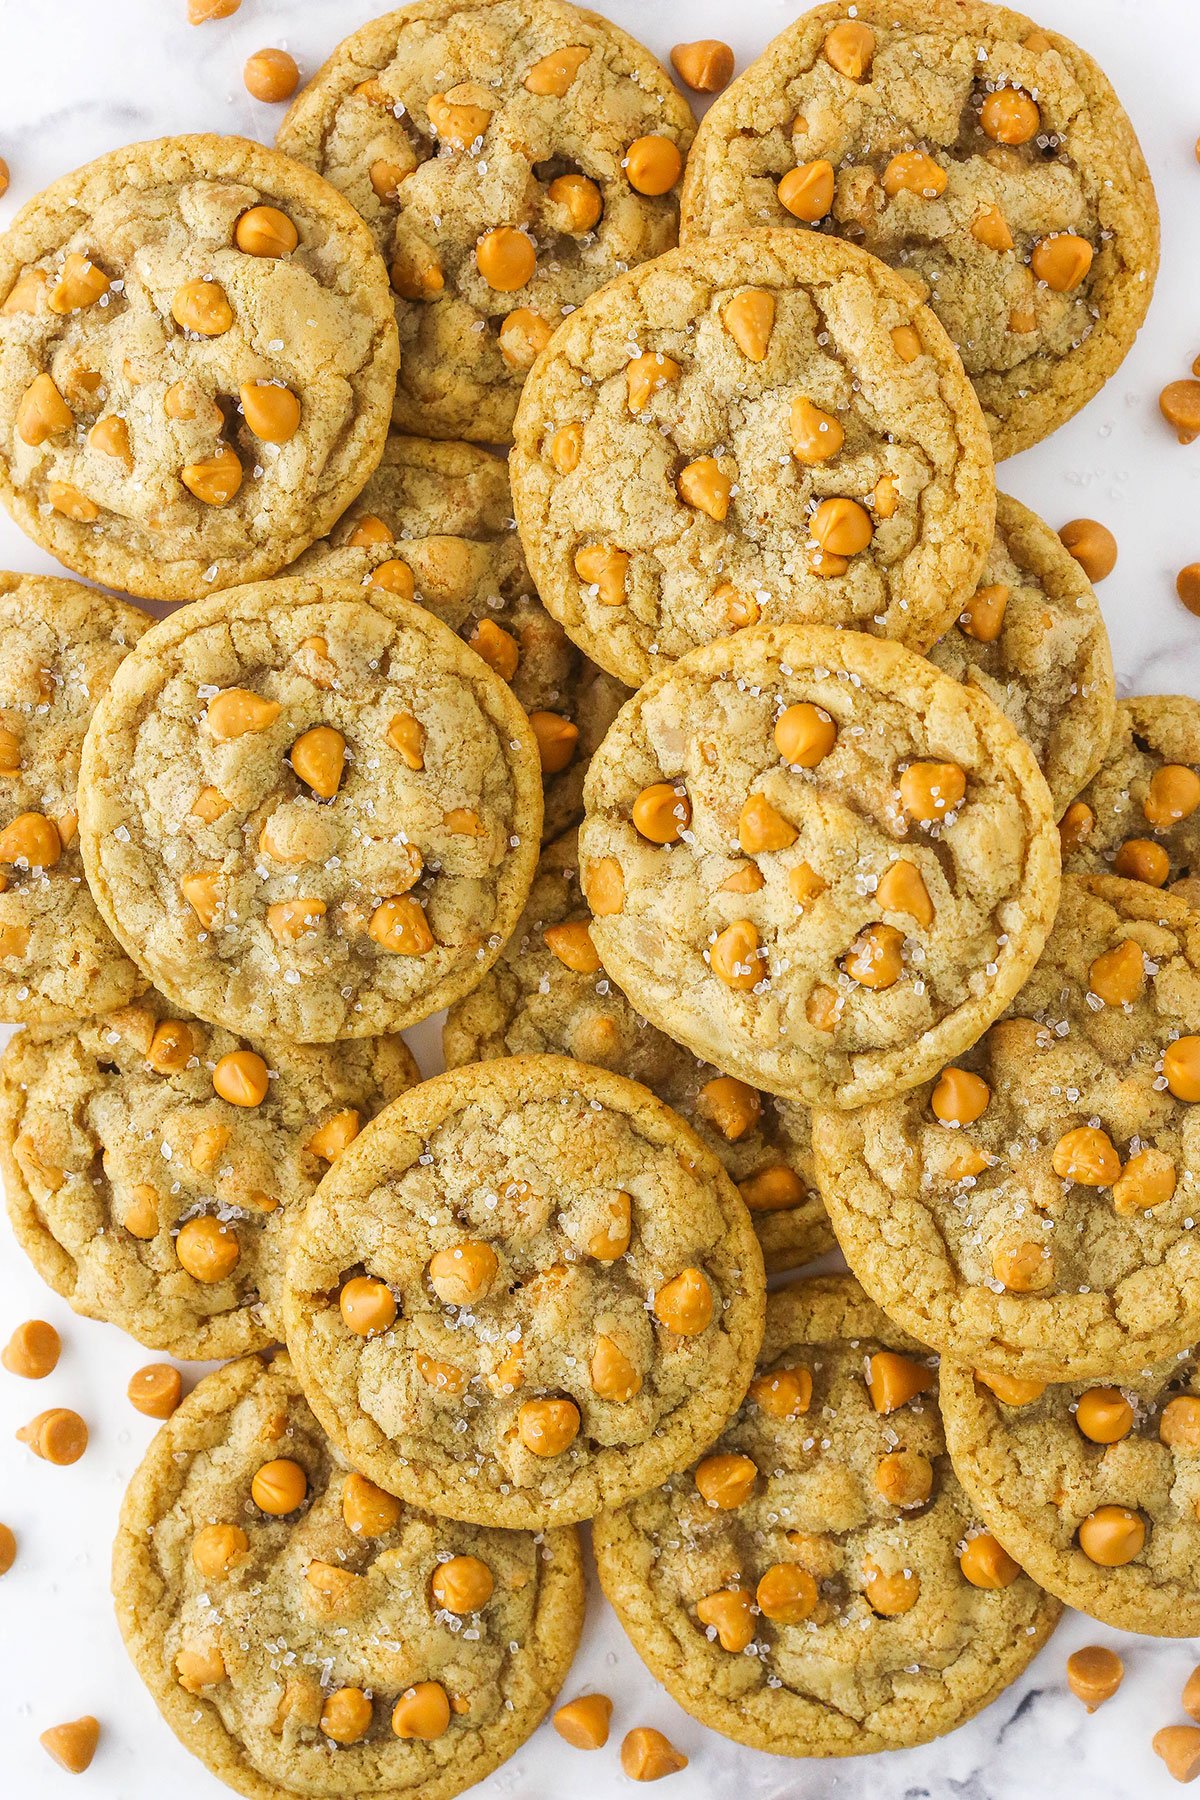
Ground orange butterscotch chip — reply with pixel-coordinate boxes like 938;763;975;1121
213;1049;269;1107
266;897;327;942
1113;1147;1176;1215
392;1681;451;1741
974;1368;1046;1406
432;1554;494;1614
48;252;110;313
1153;1726;1200;1784
16;372;73;446
547;173;602;234
575;543;628;606
654;1268;713;1334
172;278;233;336
428;1240;498;1307
517;1396;580;1457
739;1165;806;1212
1066;1645;1124;1712
291;725;346;799
39;1717;100;1775
343;1471;402;1535
47;481;99;521
1161;381;1200;446
1052;1125;1120;1186
469;618;520;681
670;39;734;92
369;895;434;956
499;307;553;369
632;781;690;844
176;1215;239;1283
476;226;536;291
386;711;425;769
842;922;903;990
339;1276;396;1337
1165;1036;1200;1101
625;135;682;196
0;811;61;868
586;856;625;917
590;1334;641;1402
931;1067;990;1126
992;1238;1052;1292
867;1351;934;1414
1031;234;1093;292
863;1558;919;1616
244;46;300;102
1078;1505;1145;1566
720;582;760;629
749;1365;812;1419
891;323;921;362
622;1727;688;1782
128;1362;183;1420
191;784;230;824
721;289;775;362
122;1184;159;1239
722;861;764;894
876;1449;934;1507
1160;1395;1200;1450
1088;938;1144;1006
694;1451;757;1509
775;701;836;766
428;90;492;148
823;19;875;79
553;1694;612;1750
806;983;840;1032
981;87;1040;144
790;396;844;464
544;919;600;974
1145;764;1200;827
626;351;682;414
678;457;730;522
710;919;763;989
960;583;1009;641
3;268;47;316
549;423;583;473
207;687;280;741
391;248;444;300
240;381;300;442
899;760;965;822
588;1191;632;1260
252;1457;308;1515
192;1522;249;1577
971;206;1014;251
959;1533;1020;1589
810;496;872;557
1058;517;1117;582
778;159;835;221
2;1318;61;1379
757;1562;818;1623
1075;1386;1134;1444
236;203;298;257
697;1075;760;1141
17;1407;88;1465
530;711;579;774
696;1587;754;1652
524;44;589;95
877;859;933;927
176;1644;226;1692
347;514;393;547
882;151;947;198
320;1688;372;1746
738;792;796;854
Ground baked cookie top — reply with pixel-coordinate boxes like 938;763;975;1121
291;433;628;843
444;830;831;1272
593;1276;1059;1758
680;0;1159;460
113;1354;584;1800
815;877;1200;1381
928;492;1114;815
511;229;995;686
1;995;417;1360
0;572;148;1022
579;623;1060;1109
276;0;695;444
78;578;543;1044
0;135;398;601
282;1056;766;1529
1062;695;1200;893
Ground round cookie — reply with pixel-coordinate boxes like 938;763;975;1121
276;0;695;444
511;228;995;687
593;1275;1060;1757
0;135;398;601
679;0;1159;461
941;1354;1200;1636
579;623;1060;1110
1061;696;1200;892
291;432;628;842
113;1353;584;1800
78;577;543;1044
444;830;832;1272
0;572;149;1021
814;877;1200;1382
282;1055;766;1529
1;994;418;1359
928;492;1114;815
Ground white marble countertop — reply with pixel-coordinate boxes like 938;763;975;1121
0;0;1197;1794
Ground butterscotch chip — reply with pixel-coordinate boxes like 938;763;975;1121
621;1726;688;1780
128;1364;183;1419
18;1405;87;1464
1155;1726;1200;1784
1062;695;1200;891
511;230;994;687
0;1520;14;1575
553;1692;612;1749
0;136;396;600
1178;565;1200;617
244;48;299;103
1059;518;1118;583
1066;1645;1124;1710
679;0;1159;460
39;1716;100;1774
282;1056;764;1529
113;1352;585;1796
670;40;734;94
594;1276;1059;1756
2;1317;60;1378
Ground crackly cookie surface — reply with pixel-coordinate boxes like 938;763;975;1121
580;623;1060;1109
680;0;1159;460
113;1354;584;1800
593;1277;1059;1757
815;878;1200;1381
277;0;695;443
928;492;1114;815
291;433;627;842
78;578;542;1044
283;1056;765;1529
444;831;831;1272
1062;696;1200;896
1;995;418;1359
941;1352;1200;1636
511;229;994;687
0;573;148;1021
0;136;398;601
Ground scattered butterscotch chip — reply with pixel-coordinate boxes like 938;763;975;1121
670;40;734;93
17;1406;88;1464
1161;381;1200;445
1058;518;1117;582
39;1716;99;1773
553;1693;613;1749
0;158;9;198
621;1727;688;1781
1066;1644;1124;1710
188;0;239;20
1154;1725;1200;1783
244;48;299;102
1184;1665;1200;1722
2;1318;61;1378
128;1364;183;1419
1178;565;1200;616
0;1521;15;1575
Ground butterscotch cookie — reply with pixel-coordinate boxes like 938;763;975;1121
680;0;1159;460
511;229;995;686
277;0;694;443
580;623;1059;1109
941;1354;1200;1636
0;573;148;1021
113;1353;584;1800
1;995;418;1359
291;432;628;841
282;1056;765;1529
0;135;398;601
78;577;542;1043
1061;696;1200;892
815;877;1200;1381
593;1276;1059;1756
929;493;1114;814
444;831;831;1271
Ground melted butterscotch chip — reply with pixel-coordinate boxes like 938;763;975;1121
1063;696;1200;894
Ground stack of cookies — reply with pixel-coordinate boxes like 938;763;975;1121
2;0;1195;1792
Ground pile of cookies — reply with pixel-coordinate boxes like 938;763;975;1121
3;0;1199;1791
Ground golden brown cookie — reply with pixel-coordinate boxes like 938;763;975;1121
1061;696;1200;892
277;0;695;443
593;1276;1060;1756
78;577;543;1043
511;228;995;686
815;877;1200;1381
580;623;1060;1108
282;1056;765;1528
0;136;398;601
113;1353;584;1800
680;0;1159;459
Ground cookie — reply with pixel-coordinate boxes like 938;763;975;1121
282;1055;766;1529
291;432;628;842
511;228;995;687
941;1353;1200;1636
593;1275;1060;1757
113;1353;584;1800
680;0;1159;460
929;492;1114;814
1;994;418;1359
444;830;831;1272
77;577;543;1044
579;622;1060;1109
0;135;398;602
1062;696;1200;893
277;0;695;443
0;572;149;1021
814;877;1200;1381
